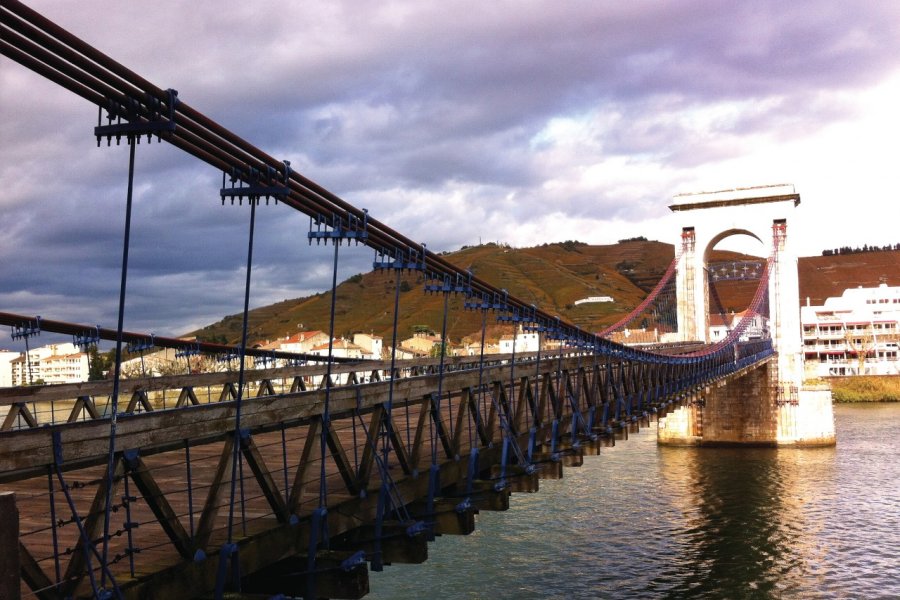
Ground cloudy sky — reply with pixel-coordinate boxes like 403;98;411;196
2;0;899;349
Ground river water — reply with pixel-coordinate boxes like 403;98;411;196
367;404;900;599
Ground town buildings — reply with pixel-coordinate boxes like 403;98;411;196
498;327;540;353
801;283;900;376
5;342;89;385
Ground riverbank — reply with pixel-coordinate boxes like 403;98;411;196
827;375;900;402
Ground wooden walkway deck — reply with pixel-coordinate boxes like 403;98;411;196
1;351;704;599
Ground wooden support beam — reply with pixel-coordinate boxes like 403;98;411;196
194;439;234;551
467;388;491;447
67;396;100;423
289;376;306;393
490;464;539;493
385;411;413;476
218;382;238;402
2;403;37;431
288;419;321;512
531;453;564;479
19;540;58;600
62;458;124;597
241;551;369;599
176;387;200;408
325;421;361;496
451;390;469;459
123;451;194;559
238;433;290;522
408;396;430;472
125;390;152;413
429;392;454;460
354;406;382;490
408;497;476;535
456;480;510;512
1;492;20;600
255;380;275;397
330;521;428;566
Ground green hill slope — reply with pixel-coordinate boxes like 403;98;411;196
190;242;900;346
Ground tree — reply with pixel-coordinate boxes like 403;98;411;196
845;324;876;375
87;345;109;381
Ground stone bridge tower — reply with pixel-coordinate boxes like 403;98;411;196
659;185;835;446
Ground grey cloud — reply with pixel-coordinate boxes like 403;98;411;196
3;0;899;348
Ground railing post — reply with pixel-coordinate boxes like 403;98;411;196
0;491;20;600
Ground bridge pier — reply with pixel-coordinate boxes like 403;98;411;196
657;362;835;446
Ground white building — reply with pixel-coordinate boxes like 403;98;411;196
307;339;368;386
801;283;900;376
121;347;186;377
0;350;21;388
498;327;540;354
708;311;768;342
352;333;383;360
574;296;614;305
9;342;89;385
277;330;330;354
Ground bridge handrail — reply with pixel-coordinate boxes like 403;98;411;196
0;347;582;407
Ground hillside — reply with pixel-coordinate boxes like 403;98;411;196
192;240;673;345
798;250;900;305
190;243;900;346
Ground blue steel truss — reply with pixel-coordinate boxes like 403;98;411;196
0;4;780;599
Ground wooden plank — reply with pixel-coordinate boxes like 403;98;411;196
451;390;469;458
0;352;746;479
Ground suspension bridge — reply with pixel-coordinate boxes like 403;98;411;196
0;3;835;598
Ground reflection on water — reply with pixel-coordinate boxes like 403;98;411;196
653;443;837;598
367;404;900;599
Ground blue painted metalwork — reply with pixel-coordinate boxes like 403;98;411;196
51;431;122;599
94;88;178;145
0;9;799;597
10;315;41;340
220;161;292;204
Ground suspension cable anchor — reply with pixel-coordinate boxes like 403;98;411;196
95;89;178;145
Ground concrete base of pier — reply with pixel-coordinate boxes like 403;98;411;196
657;363;836;447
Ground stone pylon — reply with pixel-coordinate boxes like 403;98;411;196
660;185;835;446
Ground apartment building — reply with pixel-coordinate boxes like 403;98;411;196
801;283;900;376
7;342;89;385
